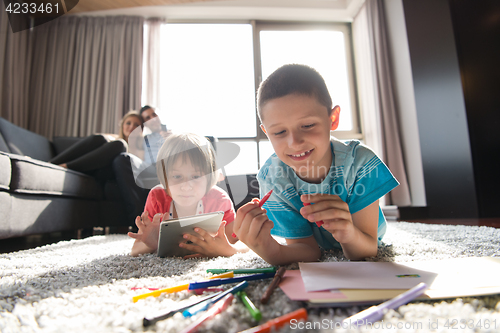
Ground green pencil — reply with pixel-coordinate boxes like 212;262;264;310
237;291;262;321
206;267;276;274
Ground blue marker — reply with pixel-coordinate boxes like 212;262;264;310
183;281;248;317
188;273;275;290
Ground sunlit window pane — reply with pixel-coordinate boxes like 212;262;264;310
157;24;256;138
222;141;258;176
259;140;275;167
260;30;353;131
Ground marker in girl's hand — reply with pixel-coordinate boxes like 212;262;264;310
303;202;324;227
231;189;273;238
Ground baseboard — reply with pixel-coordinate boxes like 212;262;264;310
398;206;429;220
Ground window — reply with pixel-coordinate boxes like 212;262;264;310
157;23;256;138
147;22;359;175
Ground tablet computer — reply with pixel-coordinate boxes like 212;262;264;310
157;211;224;258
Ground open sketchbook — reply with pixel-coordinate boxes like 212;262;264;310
280;257;500;307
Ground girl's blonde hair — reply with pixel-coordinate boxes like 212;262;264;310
156;133;219;193
118;110;143;141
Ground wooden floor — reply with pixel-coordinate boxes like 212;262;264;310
403;218;500;228
1;219;499;254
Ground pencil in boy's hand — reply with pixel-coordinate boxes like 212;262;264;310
258;189;273;208
231;189;273;238
302;202;324;227
260;266;286;304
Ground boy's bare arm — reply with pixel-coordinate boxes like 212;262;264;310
277;236;322;265
244;234;321;266
339;201;379;259
233;202;321;265
301;194;379;260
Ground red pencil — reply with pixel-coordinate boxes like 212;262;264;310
303;202;324;227
240;308;308;333
231;189;273;238
258;189;273;207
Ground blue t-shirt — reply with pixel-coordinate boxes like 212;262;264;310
257;138;399;250
143;132;164;164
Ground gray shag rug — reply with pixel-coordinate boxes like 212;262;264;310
1;221;500;333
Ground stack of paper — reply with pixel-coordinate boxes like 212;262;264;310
279;257;500;306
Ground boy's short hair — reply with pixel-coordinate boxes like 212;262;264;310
156;133;219;193
257;64;333;121
140;105;153;113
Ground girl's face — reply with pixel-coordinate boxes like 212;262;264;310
166;156;208;210
122;116;142;140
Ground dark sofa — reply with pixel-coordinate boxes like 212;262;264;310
0;117;129;240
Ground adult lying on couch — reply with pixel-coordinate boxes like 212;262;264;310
0;117;130;240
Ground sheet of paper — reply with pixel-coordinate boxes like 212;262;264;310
279;270;347;301
403;257;500;290
299;261;438;292
283;259;500;306
299;257;500;293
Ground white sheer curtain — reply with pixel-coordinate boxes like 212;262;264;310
352;0;411;206
142;18;165;108
29;16;144;138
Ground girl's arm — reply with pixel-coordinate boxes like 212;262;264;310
223;217;239;244
128;212;163;256
180;222;248;259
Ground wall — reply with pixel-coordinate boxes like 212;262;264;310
402;0;478;218
448;0;500;218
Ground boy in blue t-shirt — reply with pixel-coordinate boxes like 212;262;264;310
232;64;399;265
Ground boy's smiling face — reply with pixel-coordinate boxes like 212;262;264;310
260;94;340;183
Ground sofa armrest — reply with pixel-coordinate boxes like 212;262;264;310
8;152;103;200
0;117;54;161
0;152;11;190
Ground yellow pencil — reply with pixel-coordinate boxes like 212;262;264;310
132;272;234;302
209;271;234;279
133;284;190;303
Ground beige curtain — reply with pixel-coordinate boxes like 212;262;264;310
142;18;165;108
0;8;32;128
29;16;144;138
353;0;411;206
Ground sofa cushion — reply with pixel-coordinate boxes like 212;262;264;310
9;153;103;200
0;152;11;190
3;193;101;238
0;118;54;162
